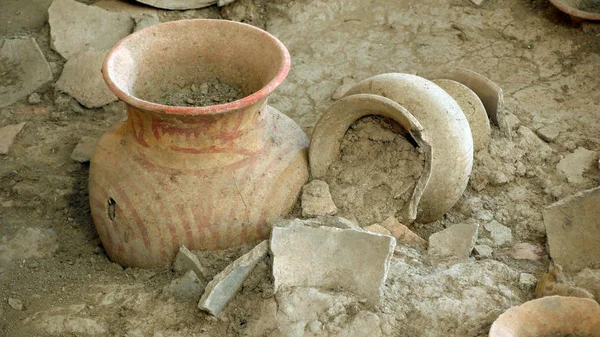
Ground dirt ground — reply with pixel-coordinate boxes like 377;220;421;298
1;0;599;336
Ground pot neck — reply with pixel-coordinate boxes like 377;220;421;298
122;98;269;170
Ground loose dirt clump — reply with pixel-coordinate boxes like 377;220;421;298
326;116;425;225
157;78;245;107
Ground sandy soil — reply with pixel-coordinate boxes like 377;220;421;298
1;0;599;336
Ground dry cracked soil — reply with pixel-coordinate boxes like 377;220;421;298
0;0;599;336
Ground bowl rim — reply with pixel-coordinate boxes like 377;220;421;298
549;0;600;20
102;19;291;116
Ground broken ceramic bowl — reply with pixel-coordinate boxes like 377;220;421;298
489;296;600;336
344;74;474;223
309;93;432;222
549;0;600;22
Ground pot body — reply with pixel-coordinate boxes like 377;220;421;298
90;100;308;268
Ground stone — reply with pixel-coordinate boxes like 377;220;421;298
556;147;597;184
70;137;99;163
428;223;479;260
364;224;392;236
0;0;53;35
8;298;23;311
483;220;512;246
536;124;560;142
0;227;59;262
507;242;544;261
135;0;216;10
518;273;537;290
198;240;268;316
380;216;427;247
517;126;553;160
543;186;600;273
133;13;161;32
271;226;395;305
55;51;118;108
162;270;204;302
218;0;237;6
470;0;486;5
48;0;134;60
0;122;26;155
473;244;493;258
0;39;52;108
331;77;357;100
28;93;42;105
173;246;208;280
505;113;521;131
573;269;600;299
301;180;338;217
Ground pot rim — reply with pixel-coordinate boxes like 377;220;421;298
102;19;291;116
549;0;600;20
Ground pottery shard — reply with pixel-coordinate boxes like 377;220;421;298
173;246;208;280
536;124;560;142
508;242;544;261
0;0;53;35
473;244;493;258
428;223;479;260
363;224;392;236
135;0;216;10
198;240;268;316
93;0;159;16
483;220;512;246
0;38;52;108
55;51;118;108
71;137;99;163
271;226;395;305
556;147;597;184
543;186;600;273
48;0;134;60
433;79;490;152
8;298;23;311
162;270;204;302
301;180;338;217
380;216;426;247
0;123;26;155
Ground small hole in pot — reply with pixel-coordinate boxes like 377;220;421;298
107;198;116;221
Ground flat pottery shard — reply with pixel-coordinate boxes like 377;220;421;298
93;0;159;16
55;51;118;108
0;38;52;108
489;296;600;337
428;223;479;260
556;147;597;184
543;186;600;273
432;79;490;152
198;240;268;316
270;226;395;306
48;0;134;60
134;0;217;10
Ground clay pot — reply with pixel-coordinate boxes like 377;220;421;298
339;74;473;223
489;296;600;337
90;19;309;268
309;94;432;222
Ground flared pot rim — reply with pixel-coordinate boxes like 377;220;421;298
102;19;291;116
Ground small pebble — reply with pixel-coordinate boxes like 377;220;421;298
8;298;23;311
519;273;538;290
27;93;42;104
